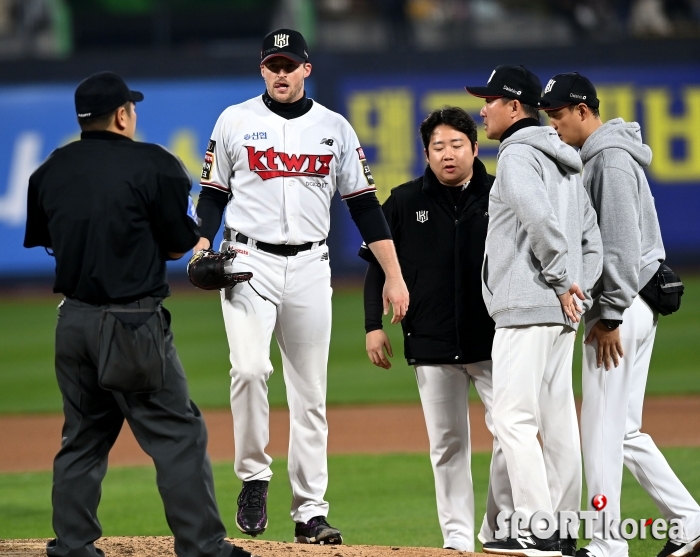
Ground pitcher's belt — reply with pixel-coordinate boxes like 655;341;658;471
224;229;325;257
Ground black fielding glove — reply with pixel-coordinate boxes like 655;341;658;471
187;247;253;290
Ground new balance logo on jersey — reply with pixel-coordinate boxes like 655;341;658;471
320;138;334;146
246;146;333;180
274;34;289;48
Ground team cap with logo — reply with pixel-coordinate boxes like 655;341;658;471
539;72;600;110
465;65;542;107
74;71;144;119
261;28;309;65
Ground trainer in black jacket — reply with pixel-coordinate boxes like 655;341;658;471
360;153;495;364
360;107;510;552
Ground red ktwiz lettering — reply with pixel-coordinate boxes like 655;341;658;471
246;146;332;180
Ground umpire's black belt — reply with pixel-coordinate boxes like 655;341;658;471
224;229;325;257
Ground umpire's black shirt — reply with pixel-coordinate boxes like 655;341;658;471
24;131;199;304
361;157;495;365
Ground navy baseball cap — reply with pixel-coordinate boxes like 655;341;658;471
75;71;143;119
465;65;543;107
539;72;599;110
261;28;309;65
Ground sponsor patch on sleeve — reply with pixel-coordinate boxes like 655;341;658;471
356;147;366;160
361;159;375;186
201;140;216;180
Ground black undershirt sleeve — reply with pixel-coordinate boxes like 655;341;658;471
346;192;392;245
364;260;385;333
196;186;229;245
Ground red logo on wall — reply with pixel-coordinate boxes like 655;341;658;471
246;146;333;180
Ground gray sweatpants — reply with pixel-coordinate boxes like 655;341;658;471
49;297;235;557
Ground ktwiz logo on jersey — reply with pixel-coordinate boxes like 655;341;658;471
246;146;333;180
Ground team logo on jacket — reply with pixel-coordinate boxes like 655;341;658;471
416;210;428;223
245;146;333;180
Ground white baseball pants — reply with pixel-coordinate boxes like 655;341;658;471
581;296;700;557
220;238;332;523
491;325;582;531
415;361;513;551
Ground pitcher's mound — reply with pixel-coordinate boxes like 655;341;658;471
0;537;485;557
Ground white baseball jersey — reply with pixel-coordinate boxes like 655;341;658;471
200;95;376;245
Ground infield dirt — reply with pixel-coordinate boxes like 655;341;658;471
0;537;483;557
2;397;700;472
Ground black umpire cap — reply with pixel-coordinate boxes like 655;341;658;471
261;28;309;65
539;72;600;110
75;71;144;119
465;65;542;107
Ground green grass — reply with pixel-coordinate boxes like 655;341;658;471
1;448;699;556
1;277;699;413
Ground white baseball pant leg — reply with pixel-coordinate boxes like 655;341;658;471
491;325;582;532
581;296;700;557
415;361;513;551
221;240;332;523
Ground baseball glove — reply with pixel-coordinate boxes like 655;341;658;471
187;247;253;290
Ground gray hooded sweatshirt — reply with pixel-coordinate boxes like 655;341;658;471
482;125;603;329
580;118;665;321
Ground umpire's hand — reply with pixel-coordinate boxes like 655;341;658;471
366;329;393;369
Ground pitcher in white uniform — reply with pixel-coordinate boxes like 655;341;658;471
193;28;409;545
542;71;700;557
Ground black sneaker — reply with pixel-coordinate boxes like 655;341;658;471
561;534;576;556
483;532;562;556
657;534;700;557
575;548;594;557
294;516;343;545
236;480;268;537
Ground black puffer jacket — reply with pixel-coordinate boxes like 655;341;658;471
361;157;495;365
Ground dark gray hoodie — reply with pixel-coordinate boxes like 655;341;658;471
482;125;603;329
580;118;665;321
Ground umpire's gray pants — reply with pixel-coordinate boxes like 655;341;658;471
49;297;235;557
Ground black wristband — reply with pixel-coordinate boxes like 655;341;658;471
600;319;622;330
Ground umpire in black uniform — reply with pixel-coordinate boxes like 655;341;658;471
361;107;512;552
23;72;250;557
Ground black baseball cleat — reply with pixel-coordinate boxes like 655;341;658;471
236;480;269;537
574;548;594;557
560;533;577;556
483;532;562;556
294;516;343;545
657;534;700;557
